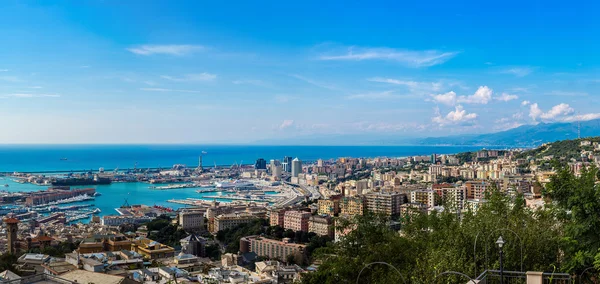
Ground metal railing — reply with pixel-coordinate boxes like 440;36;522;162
543;272;572;284
475;269;527;284
474;270;573;284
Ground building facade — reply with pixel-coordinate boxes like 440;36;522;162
240;236;306;261
179;209;205;231
283;211;311;232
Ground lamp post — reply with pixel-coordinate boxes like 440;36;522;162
496;236;505;284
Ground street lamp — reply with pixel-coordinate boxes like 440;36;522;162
496;236;505;284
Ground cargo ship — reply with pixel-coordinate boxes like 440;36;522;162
52;176;111;186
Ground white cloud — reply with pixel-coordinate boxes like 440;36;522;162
160;73;217;82
279;120;295;130
540;103;574;120
140;88;202;93
127;44;204;56
0;69;8;72
430;91;457;106
457;86;493;104
495;92;519;102
561;113;600;122
500;66;534;77
529;103;574;121
521;100;530;106
318;46;458;67
432;105;478;125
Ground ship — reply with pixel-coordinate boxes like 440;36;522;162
52;177;111;186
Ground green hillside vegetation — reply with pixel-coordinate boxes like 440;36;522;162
302;165;600;283
516;137;600;162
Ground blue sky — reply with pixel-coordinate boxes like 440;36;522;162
0;0;599;144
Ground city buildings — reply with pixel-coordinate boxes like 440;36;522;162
131;237;175;259
240;236;306;261
283;211;311;232
291;158;302;178
255;158;267;170
282;156;293;173
317;197;340;216
339;196;364;216
211;212;257;233
364;192;405;216
178;209;205;231
101;215;154;227
410;189;437;208
308;215;333;238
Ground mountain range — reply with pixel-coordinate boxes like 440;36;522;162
255;119;600;147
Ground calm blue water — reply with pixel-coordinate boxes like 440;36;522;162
0;145;485;223
0;145;484;172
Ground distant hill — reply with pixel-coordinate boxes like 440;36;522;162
254;119;600;147
414;119;600;147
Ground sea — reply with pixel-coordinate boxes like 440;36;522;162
0;144;484;222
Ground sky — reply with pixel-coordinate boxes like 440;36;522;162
0;0;599;144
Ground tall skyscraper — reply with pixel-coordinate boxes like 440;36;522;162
255;158;267;170
291;157;302;177
282;156;293;172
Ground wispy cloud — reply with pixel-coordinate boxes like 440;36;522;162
290;74;339;90
0;93;60;99
0;69;8;72
495;92;519;102
547;90;589;97
500;66;535;77
367;77;445;93
279;120;295;130
318;46;459;67
232;79;270;87
80;65;91;68
140;88;202;94
0;76;21;82
347;90;404;100
127;44;204;56
160;73;217;82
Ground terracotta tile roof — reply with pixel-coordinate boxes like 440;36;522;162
3;218;19;224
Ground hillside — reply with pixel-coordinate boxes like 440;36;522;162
415;119;600;147
515;136;600;162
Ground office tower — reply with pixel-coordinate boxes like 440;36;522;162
282;156;293;172
291;157;302;177
255;158;267;170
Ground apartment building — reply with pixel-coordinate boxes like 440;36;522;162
308;215;333;238
211;213;256;233
339;196;364;216
364;192;405;216
410;189;436;208
179;209;205;231
240;236;306;261
283;211;311;232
